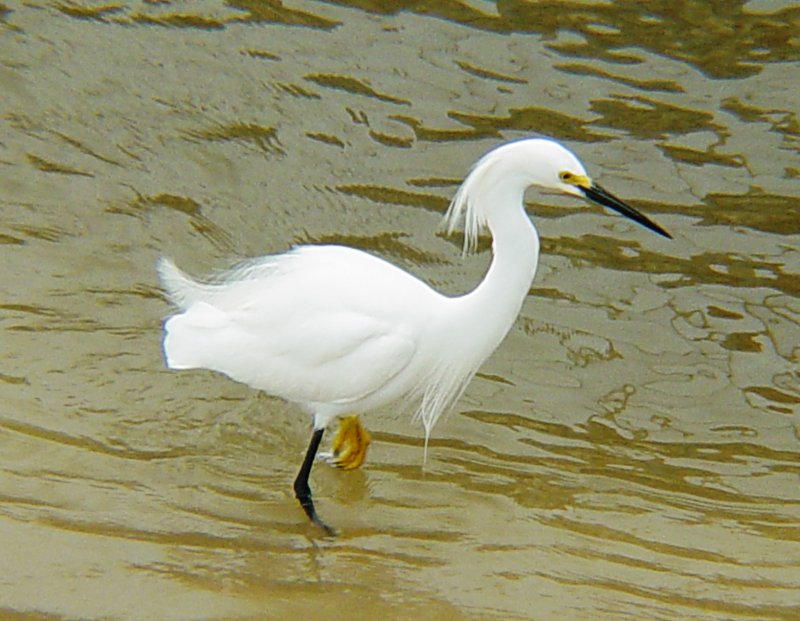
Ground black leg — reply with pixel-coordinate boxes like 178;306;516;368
294;428;336;536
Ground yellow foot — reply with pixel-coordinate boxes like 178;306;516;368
326;415;371;470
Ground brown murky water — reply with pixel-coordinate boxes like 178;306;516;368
2;1;799;619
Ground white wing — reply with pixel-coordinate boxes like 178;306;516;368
159;246;436;406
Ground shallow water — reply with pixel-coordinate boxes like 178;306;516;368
1;1;799;619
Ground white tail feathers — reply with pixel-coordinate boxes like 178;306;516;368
158;257;234;370
157;257;206;309
161;302;233;370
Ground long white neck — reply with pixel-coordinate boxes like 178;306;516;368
449;179;540;364
415;138;585;439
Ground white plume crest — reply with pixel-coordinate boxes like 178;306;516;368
442;137;591;255
443;150;500;255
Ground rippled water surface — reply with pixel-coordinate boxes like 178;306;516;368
2;1;799;619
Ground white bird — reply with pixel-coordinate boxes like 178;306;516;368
158;137;671;534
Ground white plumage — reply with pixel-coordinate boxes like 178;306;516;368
159;246;445;432
158;137;670;533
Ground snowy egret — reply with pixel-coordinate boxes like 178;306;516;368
158;137;671;534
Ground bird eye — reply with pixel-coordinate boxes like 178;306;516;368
559;171;574;183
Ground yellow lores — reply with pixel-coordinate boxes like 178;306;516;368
559;171;590;187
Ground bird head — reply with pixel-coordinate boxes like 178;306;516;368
445;138;671;254
529;139;672;239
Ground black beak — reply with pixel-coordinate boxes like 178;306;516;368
581;184;672;240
